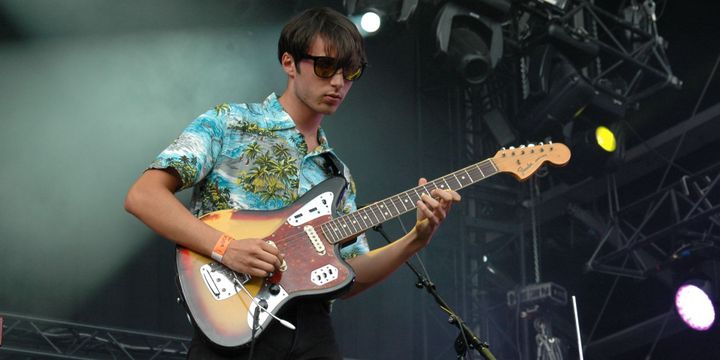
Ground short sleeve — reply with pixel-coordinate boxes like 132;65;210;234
149;108;227;190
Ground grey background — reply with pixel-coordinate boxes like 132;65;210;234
0;1;464;359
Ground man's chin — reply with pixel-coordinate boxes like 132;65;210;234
316;103;340;115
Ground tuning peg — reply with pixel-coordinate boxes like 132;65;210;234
509;146;515;150
528;143;535;147
520;145;526;148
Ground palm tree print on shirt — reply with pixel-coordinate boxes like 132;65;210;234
238;143;299;205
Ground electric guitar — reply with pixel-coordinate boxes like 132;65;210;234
176;142;571;348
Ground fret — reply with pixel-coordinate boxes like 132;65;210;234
378;200;391;219
359;208;373;228
337;217;351;238
389;195;402;215
481;160;496;174
366;204;383;225
331;219;343;239
348;212;363;233
356;208;371;229
375;202;390;221
425;183;438;197
412;187;422;202
321;224;335;244
447;173;462;189
327;220;342;242
440;177;452;191
476;163;485;178
340;215;353;235
463;168;474;183
401;191;415;209
486;159;499;173
338;215;355;236
450;173;461;189
329;221;343;242
397;194;409;211
418;185;431;198
316;153;522;247
380;199;397;220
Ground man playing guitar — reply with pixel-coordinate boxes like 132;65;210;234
125;6;461;359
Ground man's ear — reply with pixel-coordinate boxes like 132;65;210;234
281;52;297;78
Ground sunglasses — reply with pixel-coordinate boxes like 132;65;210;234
299;54;366;81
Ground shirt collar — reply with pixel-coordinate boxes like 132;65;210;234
262;93;333;153
259;93;296;130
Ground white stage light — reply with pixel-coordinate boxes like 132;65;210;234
675;282;715;331
360;11;381;33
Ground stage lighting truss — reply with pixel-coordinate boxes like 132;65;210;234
586;161;720;279
517;0;682;105
0;312;190;359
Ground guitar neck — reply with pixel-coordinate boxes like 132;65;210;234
321;158;499;245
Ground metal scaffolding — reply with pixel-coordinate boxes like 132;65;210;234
0;313;190;360
587;160;720;279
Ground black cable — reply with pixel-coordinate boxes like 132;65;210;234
247;302;262;360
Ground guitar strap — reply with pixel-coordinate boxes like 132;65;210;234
319;152;348;201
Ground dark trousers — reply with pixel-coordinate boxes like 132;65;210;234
187;300;342;360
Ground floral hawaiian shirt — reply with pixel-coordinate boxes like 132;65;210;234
150;93;368;259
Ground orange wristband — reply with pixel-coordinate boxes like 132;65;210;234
211;234;234;263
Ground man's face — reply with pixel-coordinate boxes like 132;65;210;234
291;36;354;116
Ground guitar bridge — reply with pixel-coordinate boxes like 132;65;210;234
200;263;250;301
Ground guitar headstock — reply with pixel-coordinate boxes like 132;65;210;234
492;142;571;180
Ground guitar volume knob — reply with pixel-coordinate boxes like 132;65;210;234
269;284;281;295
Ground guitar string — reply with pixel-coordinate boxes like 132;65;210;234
221;146;556;258
211;160;500;282
276;143;561;251
252;161;495;257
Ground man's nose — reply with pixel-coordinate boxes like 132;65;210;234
329;70;345;88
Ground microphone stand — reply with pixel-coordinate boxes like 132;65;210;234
371;224;497;360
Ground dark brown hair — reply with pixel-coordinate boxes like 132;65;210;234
278;7;367;71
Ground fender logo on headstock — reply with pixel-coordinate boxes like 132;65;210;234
517;154;548;176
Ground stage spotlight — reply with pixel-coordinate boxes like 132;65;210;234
433;2;506;84
595;125;617;152
344;0;419;35
360;10;382;33
519;52;595;135
536;0;569;10
675;280;716;331
572;121;623;158
552;121;623;182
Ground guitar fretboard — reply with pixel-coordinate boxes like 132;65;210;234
320;159;499;245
